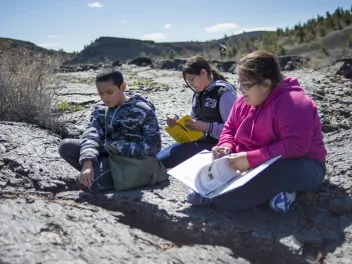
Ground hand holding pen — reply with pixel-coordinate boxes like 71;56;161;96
211;146;231;161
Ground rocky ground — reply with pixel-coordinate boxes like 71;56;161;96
1;64;352;264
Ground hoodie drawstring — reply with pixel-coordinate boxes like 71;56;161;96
249;108;261;141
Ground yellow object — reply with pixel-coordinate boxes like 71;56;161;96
165;115;204;144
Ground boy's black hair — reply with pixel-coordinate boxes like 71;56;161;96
96;68;124;87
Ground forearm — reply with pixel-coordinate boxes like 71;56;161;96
207;122;224;140
79;127;104;165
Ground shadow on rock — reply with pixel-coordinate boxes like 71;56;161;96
75;177;352;264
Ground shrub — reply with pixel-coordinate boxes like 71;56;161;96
0;46;62;132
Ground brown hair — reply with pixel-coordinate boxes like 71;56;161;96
182;55;226;82
237;50;283;88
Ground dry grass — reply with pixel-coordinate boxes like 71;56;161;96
0;47;63;132
302;57;334;70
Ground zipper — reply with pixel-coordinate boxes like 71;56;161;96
199;92;203;119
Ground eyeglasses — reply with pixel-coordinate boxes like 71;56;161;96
236;80;257;92
185;74;197;86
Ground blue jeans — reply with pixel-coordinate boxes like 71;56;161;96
188;157;326;211
157;138;218;168
58;138;114;193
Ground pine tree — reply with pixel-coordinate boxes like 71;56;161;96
344;10;352;25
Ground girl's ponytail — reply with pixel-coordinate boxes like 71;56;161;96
211;68;227;81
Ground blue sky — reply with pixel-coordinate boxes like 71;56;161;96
0;0;351;52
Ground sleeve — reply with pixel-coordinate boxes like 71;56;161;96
246;94;315;168
207;90;237;139
189;94;196;118
216;101;238;152
79;105;105;165
111;105;162;158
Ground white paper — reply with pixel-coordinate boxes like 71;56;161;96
167;150;213;192
167;150;281;199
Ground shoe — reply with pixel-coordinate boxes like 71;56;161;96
186;189;212;206
269;192;296;213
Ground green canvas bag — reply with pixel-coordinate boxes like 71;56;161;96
104;108;168;191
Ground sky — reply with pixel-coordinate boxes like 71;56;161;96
0;0;351;52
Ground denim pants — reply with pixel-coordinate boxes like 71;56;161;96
58;138;114;193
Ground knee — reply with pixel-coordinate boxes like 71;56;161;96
156;145;174;163
58;138;76;158
309;167;326;190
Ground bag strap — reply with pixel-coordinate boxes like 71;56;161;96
104;107;117;155
104;107;109;144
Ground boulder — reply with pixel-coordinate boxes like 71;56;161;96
112;60;122;67
216;60;236;73
277;56;310;71
128;57;152;67
335;58;352;79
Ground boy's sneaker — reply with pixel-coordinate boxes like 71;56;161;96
269;192;296;213
186;189;212;206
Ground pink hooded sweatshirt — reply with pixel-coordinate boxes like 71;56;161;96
217;77;327;168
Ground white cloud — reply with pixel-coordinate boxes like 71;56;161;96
121;20;127;24
37;43;58;48
205;23;239;33
48;35;57;38
164;24;172;29
88;2;103;8
140;33;166;41
235;27;277;33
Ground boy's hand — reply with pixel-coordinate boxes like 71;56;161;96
166;114;178;127
212;146;231;161
185;119;208;132
227;152;250;172
79;160;94;187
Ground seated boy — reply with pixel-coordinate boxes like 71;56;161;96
58;68;162;193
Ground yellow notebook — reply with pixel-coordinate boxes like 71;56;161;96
165;115;204;144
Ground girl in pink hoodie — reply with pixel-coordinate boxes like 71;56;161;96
187;50;327;212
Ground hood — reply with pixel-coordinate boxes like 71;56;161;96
260;77;303;108
114;92;156;112
248;77;303;140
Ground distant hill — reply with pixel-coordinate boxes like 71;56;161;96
0;38;73;61
239;7;352;59
67;31;269;65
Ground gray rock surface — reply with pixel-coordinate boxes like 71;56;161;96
0;121;77;193
1;64;352;263
0;197;247;264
